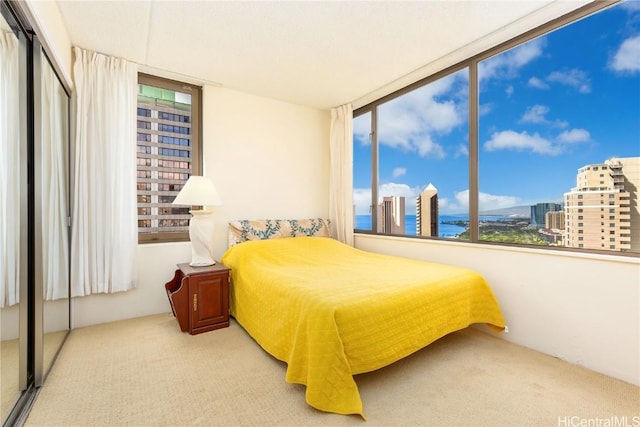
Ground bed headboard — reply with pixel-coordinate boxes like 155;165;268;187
228;218;331;247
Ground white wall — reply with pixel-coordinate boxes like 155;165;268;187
355;234;640;386
71;86;331;328
23;0;73;88
71;242;190;328
202;85;331;258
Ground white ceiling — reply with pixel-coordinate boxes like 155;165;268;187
55;0;590;110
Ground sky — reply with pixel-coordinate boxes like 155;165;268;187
353;1;640;216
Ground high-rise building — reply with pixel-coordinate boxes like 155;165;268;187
539;210;565;245
545;211;565;230
136;84;194;235
564;157;639;252
377;196;405;234
530;202;562;227
416;183;438;237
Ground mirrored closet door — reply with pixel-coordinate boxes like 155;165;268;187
35;43;71;388
1;2;71;424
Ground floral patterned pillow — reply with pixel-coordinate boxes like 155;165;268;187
228;218;331;247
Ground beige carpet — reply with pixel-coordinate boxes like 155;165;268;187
2;330;68;422
24;314;639;426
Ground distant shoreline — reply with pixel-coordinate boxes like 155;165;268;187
354;213;529;238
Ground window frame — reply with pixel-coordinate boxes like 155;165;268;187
137;73;203;244
353;0;638;258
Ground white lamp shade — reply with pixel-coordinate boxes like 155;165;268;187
173;176;222;207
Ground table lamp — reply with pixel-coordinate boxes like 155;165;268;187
173;176;222;266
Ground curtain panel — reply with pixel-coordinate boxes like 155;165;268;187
41;58;70;301
329;104;354;246
70;47;138;296
0;31;20;307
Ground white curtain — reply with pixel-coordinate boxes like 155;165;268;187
329;104;354;246
41;58;70;301
71;47;138;296
0;31;20;308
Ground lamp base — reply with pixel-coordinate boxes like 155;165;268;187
188;210;215;267
189;261;216;267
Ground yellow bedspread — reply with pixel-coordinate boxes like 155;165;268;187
221;237;505;417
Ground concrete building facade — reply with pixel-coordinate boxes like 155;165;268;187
564;157;639;252
377;196;405;235
416;183;438;237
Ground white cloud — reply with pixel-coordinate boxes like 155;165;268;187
454;144;469;158
527;76;550;90
479;37;545;82
610;35;640;74
505;85;514;97
376;71;467;158
620;1;640;12
358;185;525;216
379;182;421;214
352;188;372;215
479;103;493;116
437;197;452;212
484;130;560;155
478;192;522;212
519;105;569;129
449;189;522;213
352;183;422;215
392;167;407;178
353;114;371;145
557;128;590;143
546;69;591;94
378;182;419;198
520;104;550;124
414;135;447;158
484;126;590;156
529;69;590;94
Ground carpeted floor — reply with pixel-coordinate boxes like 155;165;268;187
2;330;68;422
24;313;639;426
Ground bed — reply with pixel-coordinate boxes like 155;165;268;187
220;219;506;417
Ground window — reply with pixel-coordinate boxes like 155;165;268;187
136;73;202;243
354;68;469;239
353;1;639;256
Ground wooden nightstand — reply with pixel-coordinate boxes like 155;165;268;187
165;262;230;335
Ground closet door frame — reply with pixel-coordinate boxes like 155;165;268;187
32;35;44;387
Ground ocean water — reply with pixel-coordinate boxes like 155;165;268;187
355;214;511;238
